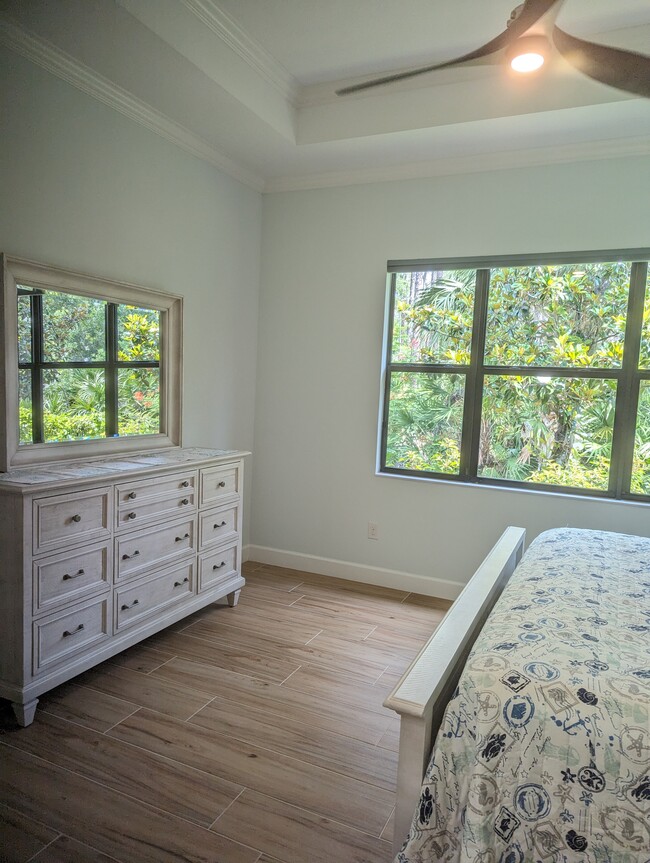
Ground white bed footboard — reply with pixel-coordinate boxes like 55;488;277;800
384;526;526;857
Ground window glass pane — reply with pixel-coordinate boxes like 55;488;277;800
18;369;32;445
118;368;160;436
391;270;476;364
42;369;105;442
484;263;631;368
42;290;106;362
638;268;650;369
631;381;650;494
478;375;616;489
118;306;160;362
17;293;32;363
385;371;464;474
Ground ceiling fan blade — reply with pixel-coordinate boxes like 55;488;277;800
553;26;650;98
336;0;562;95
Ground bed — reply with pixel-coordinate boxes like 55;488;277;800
385;527;650;862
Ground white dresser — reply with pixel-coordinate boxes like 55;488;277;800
0;447;247;726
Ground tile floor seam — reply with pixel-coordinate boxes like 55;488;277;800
0;740;245;834
101;706;142;735
180;713;398;794
214;787;396;844
144;653;178;675
23;832;63;863
207;787;247;831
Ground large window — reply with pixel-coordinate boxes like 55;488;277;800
380;251;650;501
1;256;182;471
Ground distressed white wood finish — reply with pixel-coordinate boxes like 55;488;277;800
33;596;111;672
198;542;239;591
0;448;248;726
114;560;195;631
33;541;111;613
33;487;112;554
226;588;241;607
200;462;240;506
115;516;196;582
384;526;526;856
199;501;239;550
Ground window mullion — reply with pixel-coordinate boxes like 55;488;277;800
461;269;490;478
610;261;648;496
105;303;118;438
379;274;398;471
31;293;44;444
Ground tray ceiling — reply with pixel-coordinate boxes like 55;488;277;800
1;0;649;191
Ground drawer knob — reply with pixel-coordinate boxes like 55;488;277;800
173;577;190;587
213;562;226;571
214;520;227;529
122;550;140;560
180;481;189;488
62;569;85;580
127;512;137;520
127;492;137;500
217;481;226;488
62;623;84;637
71;514;81;523
121;599;139;611
181;498;189;506
175;533;190;542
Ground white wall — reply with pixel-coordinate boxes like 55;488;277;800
0;50;261;541
4;47;649;593
254;157;650;596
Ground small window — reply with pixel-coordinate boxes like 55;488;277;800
380;251;650;502
1;256;182;471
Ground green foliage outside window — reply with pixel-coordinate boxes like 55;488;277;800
385;259;650;497
18;289;160;445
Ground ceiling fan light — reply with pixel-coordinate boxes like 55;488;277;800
508;36;548;74
511;51;545;73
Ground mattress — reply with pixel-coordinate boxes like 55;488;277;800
396;528;650;863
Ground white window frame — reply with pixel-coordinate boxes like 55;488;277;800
0;255;183;471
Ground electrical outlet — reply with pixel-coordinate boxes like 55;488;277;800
368;521;379;540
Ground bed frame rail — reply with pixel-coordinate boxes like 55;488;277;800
384;526;526;856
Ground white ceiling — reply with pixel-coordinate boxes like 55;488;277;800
1;0;649;191
214;0;650;85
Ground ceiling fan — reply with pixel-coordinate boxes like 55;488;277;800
336;0;650;98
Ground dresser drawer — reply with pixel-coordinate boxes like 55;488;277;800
198;542;239;592
33;542;110;614
33;488;111;554
200;462;240;507
114;561;195;632
33;597;110;673
116;490;196;530
116;470;197;508
115;517;196;582
199;503;239;550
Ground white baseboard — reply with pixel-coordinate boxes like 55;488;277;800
243;544;463;601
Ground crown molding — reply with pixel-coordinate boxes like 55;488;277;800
264;135;650;193
0;16;265;192
179;0;298;105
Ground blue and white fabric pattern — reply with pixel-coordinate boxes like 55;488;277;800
396;528;650;863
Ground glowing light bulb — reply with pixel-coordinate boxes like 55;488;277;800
507;37;548;75
511;51;545;73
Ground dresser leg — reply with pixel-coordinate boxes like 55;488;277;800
12;698;38;727
227;589;241;607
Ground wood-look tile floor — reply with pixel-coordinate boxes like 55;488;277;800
0;562;451;863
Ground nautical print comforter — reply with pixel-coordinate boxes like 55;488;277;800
396;528;650;863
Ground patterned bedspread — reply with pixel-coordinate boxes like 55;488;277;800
396;528;650;863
